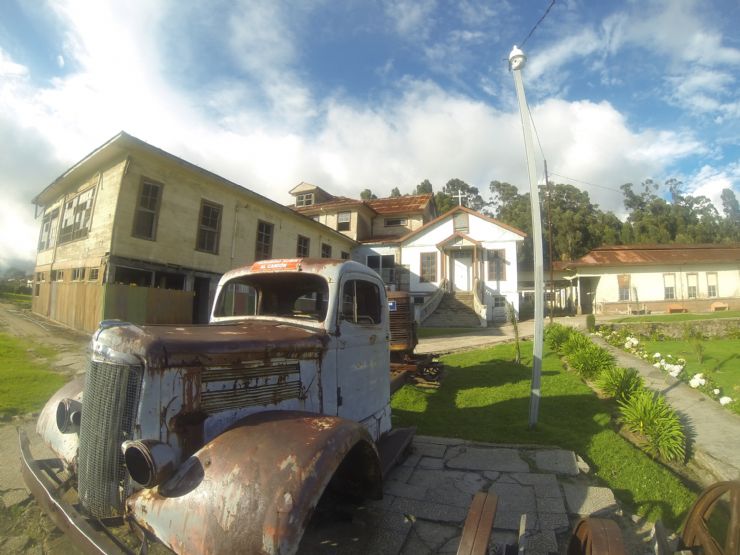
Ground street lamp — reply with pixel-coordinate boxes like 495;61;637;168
509;45;545;428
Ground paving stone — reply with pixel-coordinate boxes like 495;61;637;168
495;510;538;532
562;484;619;516
439;534;463;553
415;435;464;446
407;468;467;490
510;472;562;498
367;493;397;509
390;497;468;524
385;481;429;501
534;449;579;476
520;529;559;555
536;511;571;533
491;530;520;553
446;447;530;472
412;441;448;458
410;521;460;551
401;453;422;468
425;480;476;508
536;495;567;514
387;463;414;483
418;456;445;470
483;470;501;481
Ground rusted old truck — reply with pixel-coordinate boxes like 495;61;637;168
20;258;415;554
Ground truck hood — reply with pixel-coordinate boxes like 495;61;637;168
93;320;329;368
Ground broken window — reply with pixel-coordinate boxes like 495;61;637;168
296;235;310;257
321;243;332;258
214;272;329;321
38;208;60;251
196;200;222;254
340;279;381;325
58;187;95;244
132;181;162;240
255;220;274;260
296;192;314;207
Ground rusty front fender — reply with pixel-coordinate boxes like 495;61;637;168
125;410;382;555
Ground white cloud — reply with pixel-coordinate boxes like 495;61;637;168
383;0;437;40
686;163;740;212
0;48;29;78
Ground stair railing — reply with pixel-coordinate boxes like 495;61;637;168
472;277;488;327
416;279;448;323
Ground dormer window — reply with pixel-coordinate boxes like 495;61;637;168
296;193;314;207
337;212;351;231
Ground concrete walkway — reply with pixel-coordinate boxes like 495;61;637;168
299;436;649;555
592;336;740;484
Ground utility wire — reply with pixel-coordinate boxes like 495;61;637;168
520;0;556;47
548;171;624;193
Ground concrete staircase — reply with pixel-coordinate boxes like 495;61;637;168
422;291;481;328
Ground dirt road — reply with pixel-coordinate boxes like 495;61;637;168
0;302;89;554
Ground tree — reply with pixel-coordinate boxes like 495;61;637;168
390;187;401;197
440;178;486;212
720;188;740;241
414;179;433;195
360;189;377;200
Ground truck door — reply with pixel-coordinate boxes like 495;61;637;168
334;275;390;425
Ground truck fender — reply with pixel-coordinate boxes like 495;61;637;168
125;410;382;555
36;377;84;468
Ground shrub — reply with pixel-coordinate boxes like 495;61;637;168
561;331;592;357
597;367;644;403
544;323;574;352
566;343;615;380
619;390;686;462
586;314;596;333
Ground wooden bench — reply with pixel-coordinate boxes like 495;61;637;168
710;301;729;312
457;491;498;555
667;304;688;314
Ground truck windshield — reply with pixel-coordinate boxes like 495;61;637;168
214;273;329;321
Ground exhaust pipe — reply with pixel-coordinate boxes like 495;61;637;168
122;440;177;488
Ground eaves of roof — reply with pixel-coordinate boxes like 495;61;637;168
565;243;740;268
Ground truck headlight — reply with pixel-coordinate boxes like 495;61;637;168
55;398;82;434
122;440;177;488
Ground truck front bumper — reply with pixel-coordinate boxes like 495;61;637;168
18;428;133;555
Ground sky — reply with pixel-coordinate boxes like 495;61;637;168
1;0;739;270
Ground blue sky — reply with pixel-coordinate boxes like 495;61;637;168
1;0;739;268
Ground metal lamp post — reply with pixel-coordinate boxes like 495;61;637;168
509;45;545;428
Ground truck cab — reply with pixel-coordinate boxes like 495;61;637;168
21;258;409;555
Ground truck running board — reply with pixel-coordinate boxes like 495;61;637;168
377;426;416;478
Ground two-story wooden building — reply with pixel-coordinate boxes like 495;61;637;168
32;132;355;332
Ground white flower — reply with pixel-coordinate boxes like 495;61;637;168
693;373;704;379
653;353;661;358
653;362;662;369
689;374;706;388
713;389;720;395
677;358;686;365
719;397;733;406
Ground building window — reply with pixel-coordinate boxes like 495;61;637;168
453;212;469;232
367;254;395;283
88;268;100;281
340;280;382;325
321;243;332;258
337;212;351;231
707;272;718;297
663;273;676;300
493;296;507;308
36;272;45;282
487;249;506;281
51;270;64;282
340;251;350;260
296;235;310;257
72;268;85;281
420;252;437;283
618;274;631;301
384;217;408;227
59;187;96;244
686;273;698;299
38;208;60;251
196;200;222;254
255;221;274;261
296;193;314;207
132;181;162;240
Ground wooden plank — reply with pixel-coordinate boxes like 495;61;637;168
457;491;497;555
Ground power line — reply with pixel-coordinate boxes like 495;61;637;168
548;171;624;193
520;0;556;48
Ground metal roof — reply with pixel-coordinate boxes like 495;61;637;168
565;244;740;268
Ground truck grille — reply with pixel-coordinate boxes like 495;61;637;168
78;360;142;518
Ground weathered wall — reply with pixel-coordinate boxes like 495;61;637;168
602;317;740;339
597;296;739;315
102;284;193;325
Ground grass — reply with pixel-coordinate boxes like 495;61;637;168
417;326;483;339
391;341;697;528
0;333;67;417
609;310;740;323
640;338;740;413
0;291;32;309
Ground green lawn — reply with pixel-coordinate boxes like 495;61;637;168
417;327;483;339
640;338;740;412
609;310;740;324
0;333;67;417
391;342;697;528
0;292;32;309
